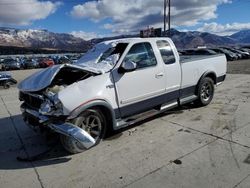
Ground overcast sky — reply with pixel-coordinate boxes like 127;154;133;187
0;0;249;39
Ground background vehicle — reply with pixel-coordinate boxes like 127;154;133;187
2;58;21;70
194;49;217;55
183;48;217;56
68;55;81;64
240;48;250;53
58;56;72;64
18;38;227;153
0;62;4;71
38;58;55;68
223;47;250;59
23;59;40;69
180;49;196;55
0;72;17;89
211;48;238;61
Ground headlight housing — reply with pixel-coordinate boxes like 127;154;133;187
39;96;63;116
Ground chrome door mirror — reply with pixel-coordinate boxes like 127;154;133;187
118;60;137;74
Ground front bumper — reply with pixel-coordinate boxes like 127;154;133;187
20;104;96;149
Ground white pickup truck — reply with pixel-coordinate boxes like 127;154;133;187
18;38;227;153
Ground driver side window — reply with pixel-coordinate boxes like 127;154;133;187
124;42;157;69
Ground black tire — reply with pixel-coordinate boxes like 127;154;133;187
10;78;17;84
195;77;214;106
60;108;107;154
3;82;10;89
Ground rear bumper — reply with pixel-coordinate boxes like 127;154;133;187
20;104;96;149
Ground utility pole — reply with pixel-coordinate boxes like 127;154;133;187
163;0;171;37
168;0;171;37
163;0;167;35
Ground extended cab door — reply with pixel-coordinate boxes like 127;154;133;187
113;42;166;118
155;40;182;96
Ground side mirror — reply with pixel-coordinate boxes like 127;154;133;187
118;60;137;74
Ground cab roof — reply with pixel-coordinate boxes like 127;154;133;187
100;37;171;45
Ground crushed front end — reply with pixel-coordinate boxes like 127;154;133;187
18;64;98;149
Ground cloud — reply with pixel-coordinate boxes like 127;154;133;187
70;0;231;34
70;31;103;40
0;0;61;25
198;22;250;36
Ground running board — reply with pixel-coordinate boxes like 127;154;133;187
179;95;198;105
116;101;178;129
160;101;178;110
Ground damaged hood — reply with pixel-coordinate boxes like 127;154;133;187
75;41;121;73
18;64;99;92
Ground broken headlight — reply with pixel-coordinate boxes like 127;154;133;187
39;96;63;116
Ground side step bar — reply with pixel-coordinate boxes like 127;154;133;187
115;95;198;130
116;101;178;129
179;95;198;105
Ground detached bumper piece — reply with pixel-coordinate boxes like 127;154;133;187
49;123;96;149
21;104;96;149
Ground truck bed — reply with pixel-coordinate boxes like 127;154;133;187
180;54;224;63
179;54;227;89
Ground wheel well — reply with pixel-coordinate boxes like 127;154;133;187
94;105;114;133
195;72;216;95
205;73;216;84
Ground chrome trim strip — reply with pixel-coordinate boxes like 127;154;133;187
121;89;166;105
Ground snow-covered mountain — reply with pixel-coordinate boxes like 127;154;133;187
0;27;250;53
91;29;250;49
230;30;250;44
0;27;91;52
168;29;238;49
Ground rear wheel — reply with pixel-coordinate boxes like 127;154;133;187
195;77;214;106
60;108;107;154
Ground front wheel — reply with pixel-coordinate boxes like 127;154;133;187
195;77;214;106
60;108;107;154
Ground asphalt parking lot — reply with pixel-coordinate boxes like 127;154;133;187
0;61;250;188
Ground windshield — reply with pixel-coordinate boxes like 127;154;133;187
75;42;128;73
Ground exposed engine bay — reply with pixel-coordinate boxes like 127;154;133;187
50;66;94;88
43;66;94;98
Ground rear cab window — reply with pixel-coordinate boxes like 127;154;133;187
124;42;157;69
156;40;176;64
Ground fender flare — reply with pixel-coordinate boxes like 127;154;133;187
67;99;117;130
195;71;217;95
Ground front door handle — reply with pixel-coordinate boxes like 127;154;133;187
155;72;164;78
